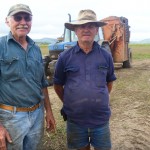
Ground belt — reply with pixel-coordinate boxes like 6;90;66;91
0;102;42;112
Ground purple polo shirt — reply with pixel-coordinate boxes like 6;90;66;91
54;42;116;128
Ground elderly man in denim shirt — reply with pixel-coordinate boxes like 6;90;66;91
0;4;56;150
54;9;116;150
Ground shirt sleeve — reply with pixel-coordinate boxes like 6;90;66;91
40;54;49;88
106;54;117;82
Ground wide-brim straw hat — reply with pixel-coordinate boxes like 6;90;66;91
65;9;107;31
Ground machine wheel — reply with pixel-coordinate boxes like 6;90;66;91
43;56;51;75
123;49;132;68
43;56;53;85
47;60;57;86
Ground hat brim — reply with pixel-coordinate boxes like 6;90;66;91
65;20;107;31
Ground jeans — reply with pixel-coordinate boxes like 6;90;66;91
67;121;111;149
0;104;44;150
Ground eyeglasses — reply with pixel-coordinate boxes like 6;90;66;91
12;15;32;22
76;23;97;29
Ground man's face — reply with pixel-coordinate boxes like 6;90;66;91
6;12;32;39
74;23;99;44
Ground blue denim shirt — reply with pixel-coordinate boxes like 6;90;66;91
54;42;116;128
0;32;49;107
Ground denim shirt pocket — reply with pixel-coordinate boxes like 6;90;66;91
0;56;21;81
35;60;44;82
64;66;80;89
27;58;44;83
95;65;108;87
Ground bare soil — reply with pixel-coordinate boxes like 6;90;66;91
40;60;150;150
110;60;150;150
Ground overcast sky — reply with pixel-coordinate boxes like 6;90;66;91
0;0;150;41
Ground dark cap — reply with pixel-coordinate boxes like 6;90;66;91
7;4;32;16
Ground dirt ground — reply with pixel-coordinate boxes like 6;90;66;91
110;60;150;150
41;59;150;150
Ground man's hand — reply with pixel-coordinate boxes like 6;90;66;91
45;112;56;132
42;88;56;133
0;124;12;150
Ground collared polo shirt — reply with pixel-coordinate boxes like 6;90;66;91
54;42;116;128
0;32;48;107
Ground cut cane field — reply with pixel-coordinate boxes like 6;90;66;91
39;44;150;150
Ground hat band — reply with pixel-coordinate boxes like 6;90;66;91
78;16;96;21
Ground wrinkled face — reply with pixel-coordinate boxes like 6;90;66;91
6;12;32;39
74;23;99;44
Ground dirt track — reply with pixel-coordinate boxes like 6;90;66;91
42;60;150;150
110;60;150;150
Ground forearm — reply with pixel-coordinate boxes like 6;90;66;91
107;82;113;93
42;88;53;113
42;87;56;131
53;84;64;102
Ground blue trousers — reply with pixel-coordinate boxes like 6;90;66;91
0;104;44;150
67;121;111;149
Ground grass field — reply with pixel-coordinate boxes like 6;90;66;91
40;44;49;56
40;43;150;60
129;44;150;60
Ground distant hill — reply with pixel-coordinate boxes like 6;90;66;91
34;38;57;44
139;39;150;44
131;39;150;44
34;37;150;45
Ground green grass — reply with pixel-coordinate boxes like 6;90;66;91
129;44;150;60
39;44;49;56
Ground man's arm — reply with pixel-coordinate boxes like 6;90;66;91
53;84;68;121
42;87;56;132
53;84;64;103
107;81;113;93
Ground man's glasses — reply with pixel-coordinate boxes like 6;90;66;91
76;23;97;30
12;15;32;22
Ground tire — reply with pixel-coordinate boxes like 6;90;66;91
43;56;51;76
123;48;132;68
43;56;53;85
46;60;57;86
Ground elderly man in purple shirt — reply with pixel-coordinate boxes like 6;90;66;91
54;9;116;150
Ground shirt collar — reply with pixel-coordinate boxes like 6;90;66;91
74;41;100;53
7;31;35;45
